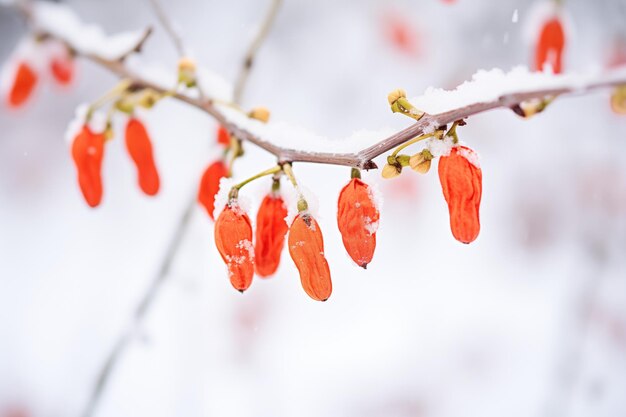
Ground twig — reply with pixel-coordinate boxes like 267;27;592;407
80;196;197;417
147;0;185;57
233;0;283;103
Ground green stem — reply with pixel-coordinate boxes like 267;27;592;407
87;79;132;120
446;121;460;144
231;165;282;191
391;132;436;157
282;163;308;212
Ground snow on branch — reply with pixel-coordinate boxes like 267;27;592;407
12;1;626;170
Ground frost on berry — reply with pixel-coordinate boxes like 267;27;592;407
254;193;289;277
438;146;483;244
337;178;380;268
288;213;332;301
214;202;255;292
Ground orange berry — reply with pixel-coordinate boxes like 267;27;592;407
198;161;228;220
7;61;37;108
337;178;380;268
217;125;230;146
71;126;105;208
125;118;160;196
535;17;565;74
438;146;482;244
215;203;255;292
288;213;332;301
50;55;74;85
254;194;288;277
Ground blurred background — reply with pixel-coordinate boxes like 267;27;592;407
1;0;626;416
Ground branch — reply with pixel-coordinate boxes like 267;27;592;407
147;0;185;57
13;2;626;170
233;0;282;103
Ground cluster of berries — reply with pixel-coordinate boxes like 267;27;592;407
197;125;381;301
3;38;74;108
70;116;160;207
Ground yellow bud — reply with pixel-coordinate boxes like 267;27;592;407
177;57;196;73
249;107;271;123
137;89;161;109
611;85;626;114
382;163;401;179
387;88;407;105
409;154;431;174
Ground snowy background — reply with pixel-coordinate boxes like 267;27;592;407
1;0;626;416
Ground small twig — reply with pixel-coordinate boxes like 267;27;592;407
118;27;154;61
146;0;185;57
233;0;282;103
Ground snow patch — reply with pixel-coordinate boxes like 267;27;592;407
197;67;234;103
283;184;319;226
64;103;107;145
32;1;148;61
212;177;255;220
409;66;621;115
425;134;455;158
457;146;481;169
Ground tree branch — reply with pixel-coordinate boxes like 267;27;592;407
233;0;282;103
146;0;186;57
13;1;626;170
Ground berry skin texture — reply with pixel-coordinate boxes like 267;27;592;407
288;214;332;301
254;194;289;277
337;178;380;268
438;146;482;244
215;204;255;292
125;118;160;196
71;126;106;208
50;55;74;85
535;17;565;74
7;61;37;108
198;161;228;220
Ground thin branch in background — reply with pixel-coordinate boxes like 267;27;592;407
147;0;185;57
76;0;284;416
233;0;282;103
80;197;196;417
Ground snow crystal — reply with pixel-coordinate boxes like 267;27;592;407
235;239;255;262
366;179;383;217
363;216;379;236
212;177;254;220
64;103;107;145
425;134;455;158
282;183;319;226
32;1;149;61
457;146;481;169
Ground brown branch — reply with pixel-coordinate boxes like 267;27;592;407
91;56;626;170
14;3;625;170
